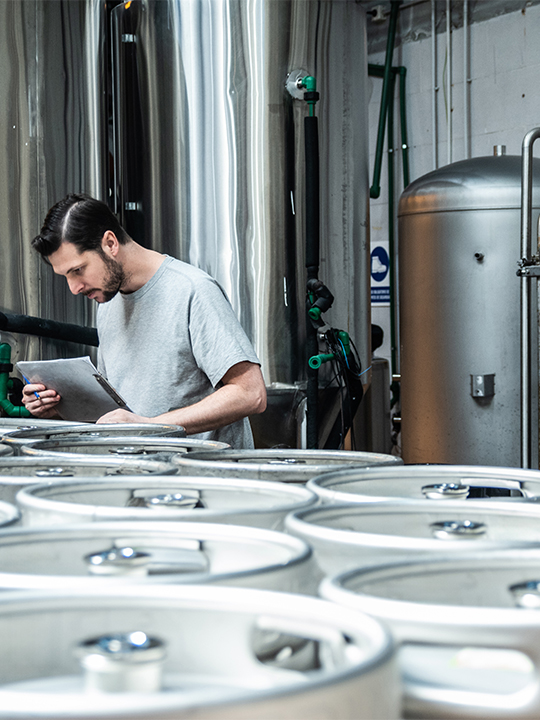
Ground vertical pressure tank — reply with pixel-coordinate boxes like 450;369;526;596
398;150;540;466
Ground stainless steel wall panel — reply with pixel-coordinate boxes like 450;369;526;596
112;0;371;388
0;0;107;362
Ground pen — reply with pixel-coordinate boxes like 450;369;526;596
22;375;40;400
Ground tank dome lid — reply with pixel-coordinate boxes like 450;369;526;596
398;155;540;215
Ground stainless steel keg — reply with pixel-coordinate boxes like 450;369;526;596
308;464;540;504
1;423;186;451
286;501;540;576
321;549;540;719
173;448;403;483
0;418;81;431
0;456;176;503
0;500;18;528
16;476;317;529
0;585;399;719
0;521;318;594
19;436;229;459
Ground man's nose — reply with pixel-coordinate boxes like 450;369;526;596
67;277;84;295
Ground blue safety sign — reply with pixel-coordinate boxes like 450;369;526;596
371;246;390;304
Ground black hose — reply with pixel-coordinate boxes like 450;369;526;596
305;115;320;448
0;312;99;347
304;116;320;280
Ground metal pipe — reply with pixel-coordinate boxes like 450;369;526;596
370;0;403;199
446;0;452;164
463;0;470;159
520;127;540;468
431;0;438;169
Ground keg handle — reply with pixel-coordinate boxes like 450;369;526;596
255;615;352;670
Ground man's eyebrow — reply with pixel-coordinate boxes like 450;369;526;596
64;262;86;275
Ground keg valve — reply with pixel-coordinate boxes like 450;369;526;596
76;631;166;693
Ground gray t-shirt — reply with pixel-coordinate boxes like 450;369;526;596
96;256;260;448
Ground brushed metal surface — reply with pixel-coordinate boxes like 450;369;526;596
398;155;540;465
286;500;540;575
16;476;317;530
0;586;399;719
307;464;540;504
173;448;403;483
0;521;317;594
111;0;371;388
0;0;106;363
321;550;540;719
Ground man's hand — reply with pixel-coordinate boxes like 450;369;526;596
21;383;61;419
96;409;150;424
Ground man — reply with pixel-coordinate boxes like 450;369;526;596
22;193;266;448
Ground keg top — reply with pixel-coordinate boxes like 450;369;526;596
399;155;540;215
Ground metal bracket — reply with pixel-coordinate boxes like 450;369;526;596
517;265;540;277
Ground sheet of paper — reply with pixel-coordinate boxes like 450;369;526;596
16;356;130;423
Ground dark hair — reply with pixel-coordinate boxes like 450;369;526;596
32;193;129;258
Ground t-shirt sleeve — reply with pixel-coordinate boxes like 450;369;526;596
188;277;261;387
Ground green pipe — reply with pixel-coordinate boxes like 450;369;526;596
387;74;398;386
370;0;403;199
398;66;410;188
0;343;32;418
309;353;335;370
368;63;409;189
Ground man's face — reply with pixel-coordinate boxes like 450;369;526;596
48;240;125;303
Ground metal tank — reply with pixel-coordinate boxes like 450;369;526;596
307;464;540;504
172;448;403;483
16;476;317;530
108;0;372;447
0;521;318;594
0;456;176;503
1;0;370;449
398;151;540;466
0;0;105;363
0;585;399;719
285;500;540;577
321;549;540;719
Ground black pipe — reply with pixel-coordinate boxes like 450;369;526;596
0;312;99;347
305;115;320;449
304;116;320;280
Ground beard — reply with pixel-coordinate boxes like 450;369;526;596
92;252;126;302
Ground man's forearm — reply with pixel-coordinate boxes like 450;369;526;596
154;380;266;434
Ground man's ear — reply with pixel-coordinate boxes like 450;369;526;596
101;230;120;257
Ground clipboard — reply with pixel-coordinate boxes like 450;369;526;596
16;356;131;423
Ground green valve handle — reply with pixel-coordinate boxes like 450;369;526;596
309;353;335;370
308;307;321;321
